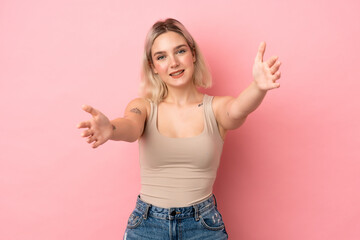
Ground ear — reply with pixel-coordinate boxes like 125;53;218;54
192;49;196;63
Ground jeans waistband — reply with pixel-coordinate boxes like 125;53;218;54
135;194;218;221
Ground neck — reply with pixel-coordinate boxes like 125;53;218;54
163;83;203;106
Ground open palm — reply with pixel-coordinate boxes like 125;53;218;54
77;105;113;148
252;42;282;91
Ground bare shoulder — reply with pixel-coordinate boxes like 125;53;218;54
212;95;247;131
211;95;236;139
212;95;235;116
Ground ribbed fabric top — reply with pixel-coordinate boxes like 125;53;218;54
138;94;224;208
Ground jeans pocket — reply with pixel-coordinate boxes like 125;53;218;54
126;208;144;229
199;206;225;231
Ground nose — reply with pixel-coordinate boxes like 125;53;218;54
169;55;179;68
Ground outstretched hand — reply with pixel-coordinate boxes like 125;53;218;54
252;42;282;91
77;105;113;148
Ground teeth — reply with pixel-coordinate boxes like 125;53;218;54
171;70;184;76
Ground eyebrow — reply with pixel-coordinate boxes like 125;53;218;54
153;44;188;57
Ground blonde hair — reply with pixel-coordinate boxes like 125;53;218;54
140;18;212;103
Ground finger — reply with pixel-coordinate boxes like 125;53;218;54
77;121;91;129
266;56;278;68
92;140;103;148
92;136;105;148
81;129;93;138
81;105;99;117
255;41;266;63
268;78;280;89
272;82;280;89
87;135;97;144
272;71;281;81
270;61;281;74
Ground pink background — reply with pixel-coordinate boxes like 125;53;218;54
1;0;359;239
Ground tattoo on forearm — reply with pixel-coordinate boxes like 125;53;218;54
130;108;142;115
198;103;203;107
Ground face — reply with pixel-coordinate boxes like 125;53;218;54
151;31;196;88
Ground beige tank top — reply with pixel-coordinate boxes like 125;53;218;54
138;94;224;208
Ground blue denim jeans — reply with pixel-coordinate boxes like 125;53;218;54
123;194;228;240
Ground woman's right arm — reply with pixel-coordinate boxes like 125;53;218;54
77;98;149;148
110;98;148;142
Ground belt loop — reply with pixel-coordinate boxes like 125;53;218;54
143;203;151;219
193;204;200;221
213;194;218;207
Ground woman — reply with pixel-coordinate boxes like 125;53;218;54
77;18;281;239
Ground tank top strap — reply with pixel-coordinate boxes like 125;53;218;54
203;94;219;136
145;98;155;127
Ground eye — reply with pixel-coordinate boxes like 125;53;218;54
177;49;186;54
157;55;165;61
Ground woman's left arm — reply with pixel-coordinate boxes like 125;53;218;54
215;42;282;131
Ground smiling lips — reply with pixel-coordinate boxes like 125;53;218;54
169;69;185;78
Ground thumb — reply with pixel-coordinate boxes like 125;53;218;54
81;105;99;117
255;41;266;63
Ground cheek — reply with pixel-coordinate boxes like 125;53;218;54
183;55;195;66
154;62;168;74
